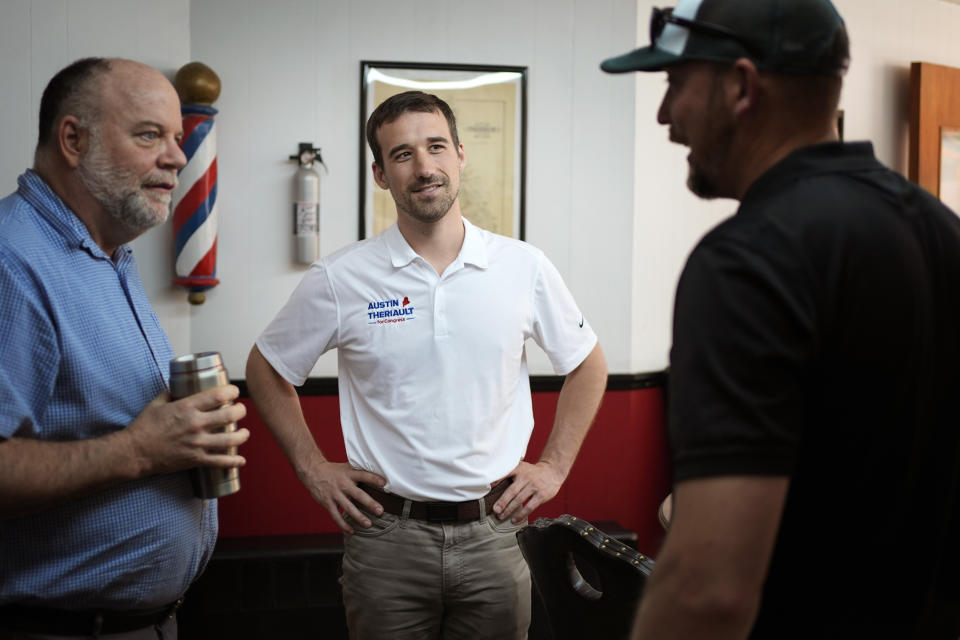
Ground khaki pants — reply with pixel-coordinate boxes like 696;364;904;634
341;504;531;640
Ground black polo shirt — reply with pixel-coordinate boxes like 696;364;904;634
669;142;960;637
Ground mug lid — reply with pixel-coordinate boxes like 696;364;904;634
169;351;223;374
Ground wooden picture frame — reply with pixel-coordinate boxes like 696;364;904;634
909;61;960;212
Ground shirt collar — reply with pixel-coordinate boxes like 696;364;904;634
458;217;488;269
742;141;879;206
382;216;489;270
17;169;125;262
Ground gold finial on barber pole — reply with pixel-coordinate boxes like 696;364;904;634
174;61;221;106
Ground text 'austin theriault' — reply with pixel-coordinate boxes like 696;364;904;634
367;298;414;322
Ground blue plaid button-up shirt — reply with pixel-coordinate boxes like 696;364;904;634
0;171;217;609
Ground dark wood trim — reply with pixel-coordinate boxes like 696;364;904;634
233;371;666;398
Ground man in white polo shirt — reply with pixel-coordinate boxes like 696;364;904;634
246;90;607;640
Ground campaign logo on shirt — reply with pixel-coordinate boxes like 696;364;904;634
367;296;416;325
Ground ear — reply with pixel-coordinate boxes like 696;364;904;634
457;143;466;172
729;58;760;118
58;115;88;169
372;161;389;190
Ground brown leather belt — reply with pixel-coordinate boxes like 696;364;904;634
358;479;512;523
0;598;182;635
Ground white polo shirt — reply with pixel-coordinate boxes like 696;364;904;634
256;218;597;501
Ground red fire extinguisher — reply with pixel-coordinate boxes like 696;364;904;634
289;142;326;264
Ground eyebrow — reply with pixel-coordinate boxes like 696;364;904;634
387;143;410;158
134;120;184;136
386;136;450;158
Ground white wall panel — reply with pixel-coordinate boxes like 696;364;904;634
5;0;954;377
0;1;33;191
0;0;192;358
188;0;638;376
628;0;960;372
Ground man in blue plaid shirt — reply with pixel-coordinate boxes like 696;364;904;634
0;58;249;639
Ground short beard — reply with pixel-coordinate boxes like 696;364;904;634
687;162;722;199
396;175;459;224
687;109;736;199
77;133;173;235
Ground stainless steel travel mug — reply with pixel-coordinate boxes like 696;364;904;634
169;351;241;499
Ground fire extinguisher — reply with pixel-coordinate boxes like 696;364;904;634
289;142;326;264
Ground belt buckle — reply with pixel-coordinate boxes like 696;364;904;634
424;502;458;523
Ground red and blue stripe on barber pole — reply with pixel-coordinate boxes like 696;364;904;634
172;104;220;299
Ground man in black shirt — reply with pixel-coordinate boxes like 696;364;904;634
602;0;960;638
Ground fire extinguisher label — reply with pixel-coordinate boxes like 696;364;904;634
294;202;319;236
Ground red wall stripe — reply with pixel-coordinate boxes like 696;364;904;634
219;386;671;555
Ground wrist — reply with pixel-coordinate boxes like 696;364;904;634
536;457;570;482
295;452;328;483
109;427;149;480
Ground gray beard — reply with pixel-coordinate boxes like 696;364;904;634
77;143;172;235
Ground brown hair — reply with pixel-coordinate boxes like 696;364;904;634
365;91;459;167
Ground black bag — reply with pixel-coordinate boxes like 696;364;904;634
517;514;655;640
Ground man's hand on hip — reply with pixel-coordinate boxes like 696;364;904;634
493;461;564;524
302;461;387;534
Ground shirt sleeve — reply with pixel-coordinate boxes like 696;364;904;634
255;261;340;386
529;251;598;376
0;252;59;440
669;235;817;481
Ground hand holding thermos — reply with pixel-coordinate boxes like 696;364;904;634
168;352;247;498
121;352;248;498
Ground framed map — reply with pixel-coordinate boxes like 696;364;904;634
359;61;527;239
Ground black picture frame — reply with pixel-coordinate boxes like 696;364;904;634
359;61;527;240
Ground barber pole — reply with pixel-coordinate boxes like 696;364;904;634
172;62;222;305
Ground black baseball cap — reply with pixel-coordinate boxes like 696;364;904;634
600;0;848;76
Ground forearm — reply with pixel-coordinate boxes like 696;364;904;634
0;430;142;519
537;343;607;476
632;476;787;639
631;552;760;640
1;384;248;520
245;345;326;476
493;344;606;521
631;550;759;640
245;345;386;532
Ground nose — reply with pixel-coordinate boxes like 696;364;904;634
411;150;436;179
656;90;671;125
161;136;188;171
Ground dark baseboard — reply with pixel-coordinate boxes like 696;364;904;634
234;371;667;397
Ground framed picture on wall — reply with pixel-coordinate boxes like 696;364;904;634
909;61;960;212
940;127;960;213
359;61;527;240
